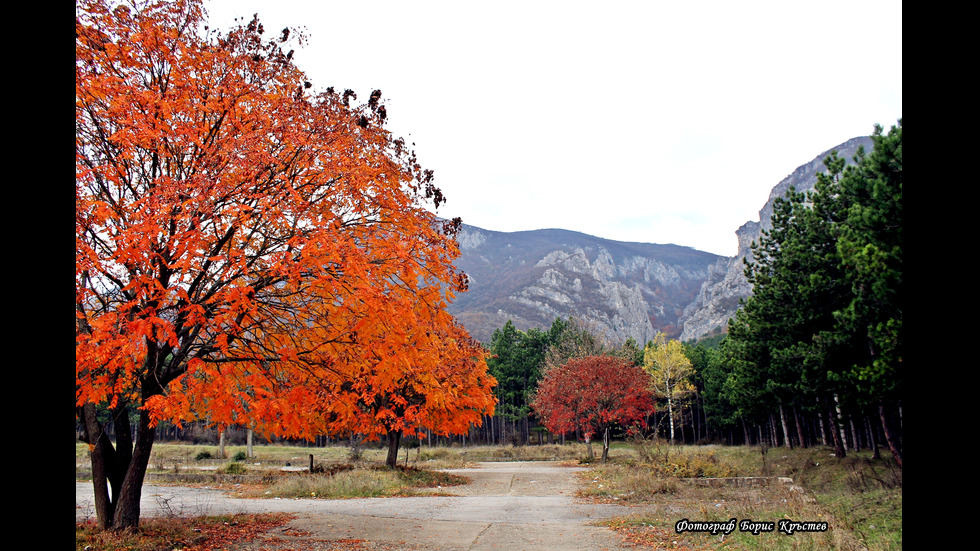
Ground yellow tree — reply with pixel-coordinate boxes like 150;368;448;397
643;334;695;443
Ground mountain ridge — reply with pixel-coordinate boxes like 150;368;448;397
446;135;875;345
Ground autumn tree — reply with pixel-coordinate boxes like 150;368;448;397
643;334;696;443
531;356;654;462
76;0;494;530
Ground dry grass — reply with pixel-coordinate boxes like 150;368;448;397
583;440;901;550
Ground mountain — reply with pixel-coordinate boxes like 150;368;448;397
447;135;874;345
677;135;873;342
448;226;722;344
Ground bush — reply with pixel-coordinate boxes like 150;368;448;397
195;450;213;461
222;462;247;475
232;450;248;461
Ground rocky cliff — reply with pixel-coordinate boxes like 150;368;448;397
447;227;721;344
677;136;874;341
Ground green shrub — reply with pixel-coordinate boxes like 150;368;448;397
195;450;213;461
232;450;248;461
222;462;247;475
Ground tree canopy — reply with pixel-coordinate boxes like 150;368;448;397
643;334;695;443
721;121;902;465
531;355;654;461
76;0;494;529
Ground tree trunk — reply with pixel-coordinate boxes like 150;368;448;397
80;403;115;530
247;428;254;458
817;398;828;446
791;406;805;448
833;393;848;454
112;407;157;530
866;414;880;460
601;426;610;462
778;403;793;449
879;401;902;468
667;396;676;443
385;430;401;468
829;396;846;458
849;416;860;452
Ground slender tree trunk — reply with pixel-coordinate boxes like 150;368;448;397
790;406;805;448
778;403;793;449
828;396;846;458
849;417;860;452
219;428;227;458
601;426;610;462
833;393;848;454
879;402;902;468
667;396;676;443
817;398;828;446
866;414;880;460
247;428;254;458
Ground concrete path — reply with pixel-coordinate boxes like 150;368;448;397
76;461;637;550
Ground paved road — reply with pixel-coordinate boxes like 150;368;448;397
76;461;638;550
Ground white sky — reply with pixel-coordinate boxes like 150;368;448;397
204;0;902;257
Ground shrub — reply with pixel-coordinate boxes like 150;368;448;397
222;462;247;475
195;450;213;461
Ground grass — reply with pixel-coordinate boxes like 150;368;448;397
241;464;470;499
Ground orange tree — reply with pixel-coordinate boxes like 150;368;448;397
531;355;654;462
76;0;494;531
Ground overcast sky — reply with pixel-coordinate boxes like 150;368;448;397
204;0;901;257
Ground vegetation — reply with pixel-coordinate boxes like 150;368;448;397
644;334;696;443
716;122;902;464
532;355;655;462
585;442;901;550
479;122;902;462
76;0;494;531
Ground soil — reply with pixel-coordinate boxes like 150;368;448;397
76;461;645;550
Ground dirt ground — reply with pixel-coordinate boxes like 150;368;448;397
76;461;646;550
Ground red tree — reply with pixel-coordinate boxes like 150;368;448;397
531;355;654;461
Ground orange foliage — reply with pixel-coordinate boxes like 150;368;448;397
76;0;494;445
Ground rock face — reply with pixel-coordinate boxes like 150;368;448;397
447;135;874;345
448;227;721;344
677;136;874;342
